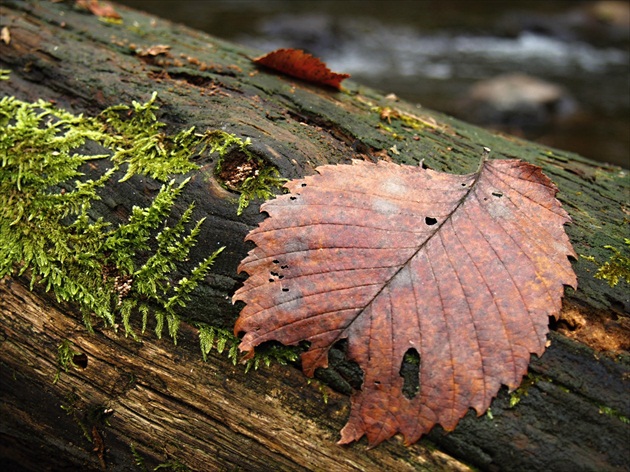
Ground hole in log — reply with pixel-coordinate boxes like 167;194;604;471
73;353;88;369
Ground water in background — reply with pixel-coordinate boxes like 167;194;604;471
120;0;629;168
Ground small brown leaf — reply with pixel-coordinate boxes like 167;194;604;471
234;158;576;447
1;26;10;45
75;0;121;20
135;44;172;57
253;48;350;90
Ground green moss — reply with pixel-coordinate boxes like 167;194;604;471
207;129;250;157
197;323;239;363
196;321;299;372
373;106;440;132
598;405;630;424
508;373;546;408
98;16;124;26
54;339;82;384
236;165;287;215
581;239;630;287
130;443;147;470
509;393;522;408
154;459;191;472
307;378;330;404
1;94;300;370
60;391;93;443
594;241;629;287
100;92;201;182
209;130;287;215
0;94;223;344
377;122;393;133
243;342;300;373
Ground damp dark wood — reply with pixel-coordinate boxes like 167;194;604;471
1;2;628;471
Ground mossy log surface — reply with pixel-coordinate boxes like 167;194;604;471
1;1;628;471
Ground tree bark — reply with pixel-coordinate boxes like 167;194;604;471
1;1;628;471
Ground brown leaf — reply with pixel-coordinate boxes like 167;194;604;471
135;44;172;57
75;0;121;20
234;158;577;447
253;48;350;90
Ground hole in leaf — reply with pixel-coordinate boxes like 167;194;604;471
374;380;381;386
272;260;280;264
492;191;503;198
280;265;289;269
269;278;274;282
278;275;284;279
290;196;297;200
301;183;307;187
400;348;420;399
282;288;289;292
425;217;438;226
270;271;279;277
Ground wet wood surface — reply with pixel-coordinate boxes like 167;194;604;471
1;1;628;471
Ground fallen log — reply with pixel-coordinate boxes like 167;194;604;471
0;1;628;471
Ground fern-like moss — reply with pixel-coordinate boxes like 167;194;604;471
1;94;297;370
243;343;300;373
100;92;201;182
197;323;239;363
54;339;81;384
236;165;287;216
129;443;146;470
196;322;299;371
0;94;223;343
154;459;191;472
209;130;286;215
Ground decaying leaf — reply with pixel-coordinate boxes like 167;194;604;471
234;158;577;447
253;48;350;90
75;0;121;20
135;44;172;57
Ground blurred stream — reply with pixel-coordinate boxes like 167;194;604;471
120;0;630;168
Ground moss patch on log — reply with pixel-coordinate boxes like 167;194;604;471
0;93;223;343
581;239;630;288
209;130;287;215
0;92;302;369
